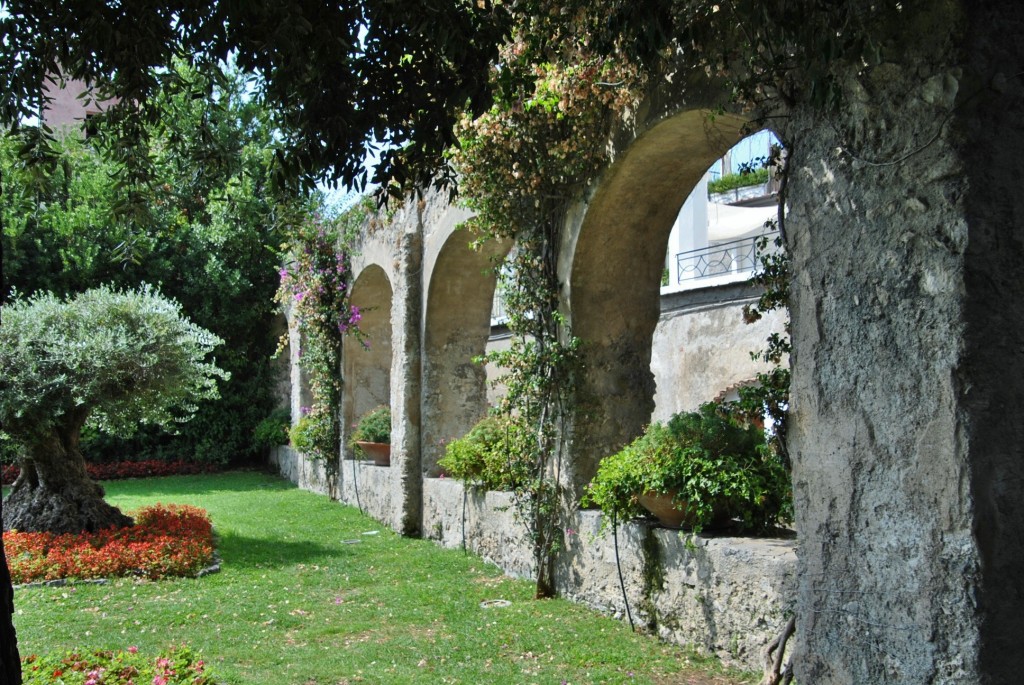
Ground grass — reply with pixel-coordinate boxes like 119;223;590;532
10;471;756;684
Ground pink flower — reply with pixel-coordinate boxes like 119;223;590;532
153;677;167;685
157;658;171;669
128;646;139;654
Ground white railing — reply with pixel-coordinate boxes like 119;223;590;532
674;230;778;287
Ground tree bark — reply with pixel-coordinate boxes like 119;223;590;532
2;424;132;534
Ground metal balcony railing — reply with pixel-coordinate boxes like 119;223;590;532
674;231;778;285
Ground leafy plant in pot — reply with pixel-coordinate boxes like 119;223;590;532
351;406;391;466
437;414;530;490
582;403;792;534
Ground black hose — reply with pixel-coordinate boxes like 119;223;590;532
461;485;468;553
612;513;635;631
352;452;363;514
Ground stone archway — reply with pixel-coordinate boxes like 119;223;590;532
342;264;394;459
422;230;511;476
565;109;750;491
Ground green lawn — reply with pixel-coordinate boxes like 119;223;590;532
10;471;754;684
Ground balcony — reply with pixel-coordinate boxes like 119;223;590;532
666;230;779;293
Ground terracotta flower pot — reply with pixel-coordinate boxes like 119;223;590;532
637;490;692;529
355;441;391;467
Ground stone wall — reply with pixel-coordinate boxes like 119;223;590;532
421;477;796;669
780;4;1024;681
651;282;785;422
268;446;332;498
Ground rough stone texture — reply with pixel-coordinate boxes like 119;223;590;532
650;282;785;422
387;200;425;535
421;199;509;476
781;3;1024;681
959;5;1024;681
339;459;399;530
421;478;796;670
268;446;331;497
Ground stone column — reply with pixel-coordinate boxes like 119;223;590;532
785;3;1024;681
389;200;425;535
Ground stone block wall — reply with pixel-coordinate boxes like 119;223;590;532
421;477;796;670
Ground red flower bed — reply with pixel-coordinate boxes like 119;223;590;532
4;504;215;584
1;460;218;486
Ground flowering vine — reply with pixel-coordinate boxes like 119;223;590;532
276;210;367;464
452;33;644;597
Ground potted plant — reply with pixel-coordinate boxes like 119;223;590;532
437;414;529;490
582;403;791;533
351;406;391;466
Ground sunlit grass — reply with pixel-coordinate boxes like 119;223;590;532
11;471;755;684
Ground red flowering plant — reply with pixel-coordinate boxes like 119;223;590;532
1;460;218;486
275;208;369;463
22;644;214;685
4;504;214;583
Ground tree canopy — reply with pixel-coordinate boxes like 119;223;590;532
0;284;228;535
0;284;227;446
1;62;311;465
0;0;508;197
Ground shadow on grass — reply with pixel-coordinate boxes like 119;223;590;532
214;529;351;571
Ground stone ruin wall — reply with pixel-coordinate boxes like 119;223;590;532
271;4;1024;679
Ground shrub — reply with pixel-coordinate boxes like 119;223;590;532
582;403;791;534
707;167;770;195
1;461;219;487
350;406;391;445
289;413;335;458
438;415;530;491
254;408;291;450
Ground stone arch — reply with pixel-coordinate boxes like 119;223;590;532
422;224;511;476
566;109;752;491
342;264;394;459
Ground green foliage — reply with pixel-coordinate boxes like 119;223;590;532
350;406;391;445
276;208;367;464
253;409;291;450
1;64;300;466
0;0;507;197
583;404;792;534
438;415;530;491
707;168;770;195
289;414;335;457
0;285;228;448
451;19;645;598
735;230;792;466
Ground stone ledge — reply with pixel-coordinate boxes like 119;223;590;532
423;477;796;670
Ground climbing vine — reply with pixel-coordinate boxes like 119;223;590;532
452;30;644;597
276;203;371;463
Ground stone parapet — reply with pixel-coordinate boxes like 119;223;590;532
422;477;796;670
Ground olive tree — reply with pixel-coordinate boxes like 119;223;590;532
0;284;227;534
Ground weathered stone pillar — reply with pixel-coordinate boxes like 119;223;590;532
389;201;425;535
785;3;1024;681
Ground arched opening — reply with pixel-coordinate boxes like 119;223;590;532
422;231;510;476
567;109;756;490
343;264;394;460
649;129;784;422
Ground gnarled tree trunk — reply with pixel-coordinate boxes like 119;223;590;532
2;420;132;534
